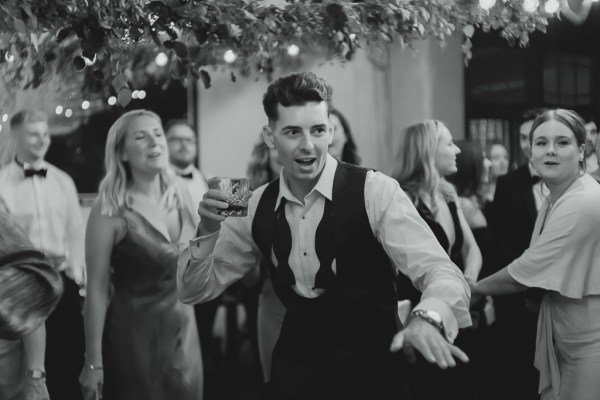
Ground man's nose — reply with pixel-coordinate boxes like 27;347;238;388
299;132;314;151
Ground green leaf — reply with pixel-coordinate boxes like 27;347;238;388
117;87;132;107
462;24;475;38
14;19;28;35
111;73;128;91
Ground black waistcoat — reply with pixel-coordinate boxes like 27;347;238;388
252;162;407;398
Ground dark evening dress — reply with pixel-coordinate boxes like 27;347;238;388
397;198;477;400
102;203;203;400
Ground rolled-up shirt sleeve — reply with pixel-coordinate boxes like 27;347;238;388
177;197;262;305
365;171;471;342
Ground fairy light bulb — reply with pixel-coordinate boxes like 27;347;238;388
287;44;300;57
523;0;539;12
479;0;496;10
223;49;237;63
544;0;560;13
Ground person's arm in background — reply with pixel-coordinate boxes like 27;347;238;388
455;197;483;286
22;325;49;400
79;199;116;400
365;172;470;368
63;177;86;287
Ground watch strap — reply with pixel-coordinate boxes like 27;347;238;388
26;368;46;379
410;309;444;332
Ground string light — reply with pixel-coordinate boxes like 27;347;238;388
223;49;237;63
544;0;559;13
132;90;139;99
155;52;168;67
479;0;496;10
4;52;14;63
138;90;147;99
55;106;63;115
523;0;539;12
287;44;300;57
65;109;73;118
81;100;90;110
1;114;7;122
108;96;117;105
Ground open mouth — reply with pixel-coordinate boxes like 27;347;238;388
295;157;316;167
149;152;162;159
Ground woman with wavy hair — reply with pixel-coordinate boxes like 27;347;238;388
392;119;482;400
79;110;203;400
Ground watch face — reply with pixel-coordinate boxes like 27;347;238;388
427;311;442;324
29;369;46;379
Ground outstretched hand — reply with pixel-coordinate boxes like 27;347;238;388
390;318;469;369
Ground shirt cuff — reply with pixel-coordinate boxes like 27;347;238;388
413;297;459;343
189;229;220;260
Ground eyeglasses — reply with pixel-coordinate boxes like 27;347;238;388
167;137;197;145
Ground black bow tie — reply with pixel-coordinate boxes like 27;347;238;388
178;172;193;179
531;175;541;185
24;168;47;178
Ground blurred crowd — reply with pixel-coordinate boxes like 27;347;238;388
1;72;600;400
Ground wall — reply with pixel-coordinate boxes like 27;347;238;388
197;35;465;178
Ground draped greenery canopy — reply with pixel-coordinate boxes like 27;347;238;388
0;0;550;104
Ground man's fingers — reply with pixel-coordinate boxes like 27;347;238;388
431;344;450;369
449;344;470;363
390;332;404;352
403;344;417;364
203;188;228;201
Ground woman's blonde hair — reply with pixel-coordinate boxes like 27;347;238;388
98;109;177;216
392;119;455;210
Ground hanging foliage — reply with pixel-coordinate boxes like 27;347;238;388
0;0;551;101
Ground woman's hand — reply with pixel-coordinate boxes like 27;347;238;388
79;366;103;400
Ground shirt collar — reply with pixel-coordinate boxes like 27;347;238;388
14;157;47;171
171;164;195;175
274;153;337;210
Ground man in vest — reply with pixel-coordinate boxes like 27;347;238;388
177;72;471;399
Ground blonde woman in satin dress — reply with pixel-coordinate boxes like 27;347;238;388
471;109;600;400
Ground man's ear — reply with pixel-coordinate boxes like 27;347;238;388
262;125;275;149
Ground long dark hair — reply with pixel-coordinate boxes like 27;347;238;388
447;141;485;200
330;108;361;165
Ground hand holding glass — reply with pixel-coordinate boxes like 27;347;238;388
209;177;250;217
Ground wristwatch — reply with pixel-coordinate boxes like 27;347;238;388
410;309;444;332
26;368;46;379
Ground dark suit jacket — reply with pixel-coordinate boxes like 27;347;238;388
489;164;537;268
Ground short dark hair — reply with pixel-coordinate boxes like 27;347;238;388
10;109;47;130
262;72;333;123
521;108;548;124
164;119;192;136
